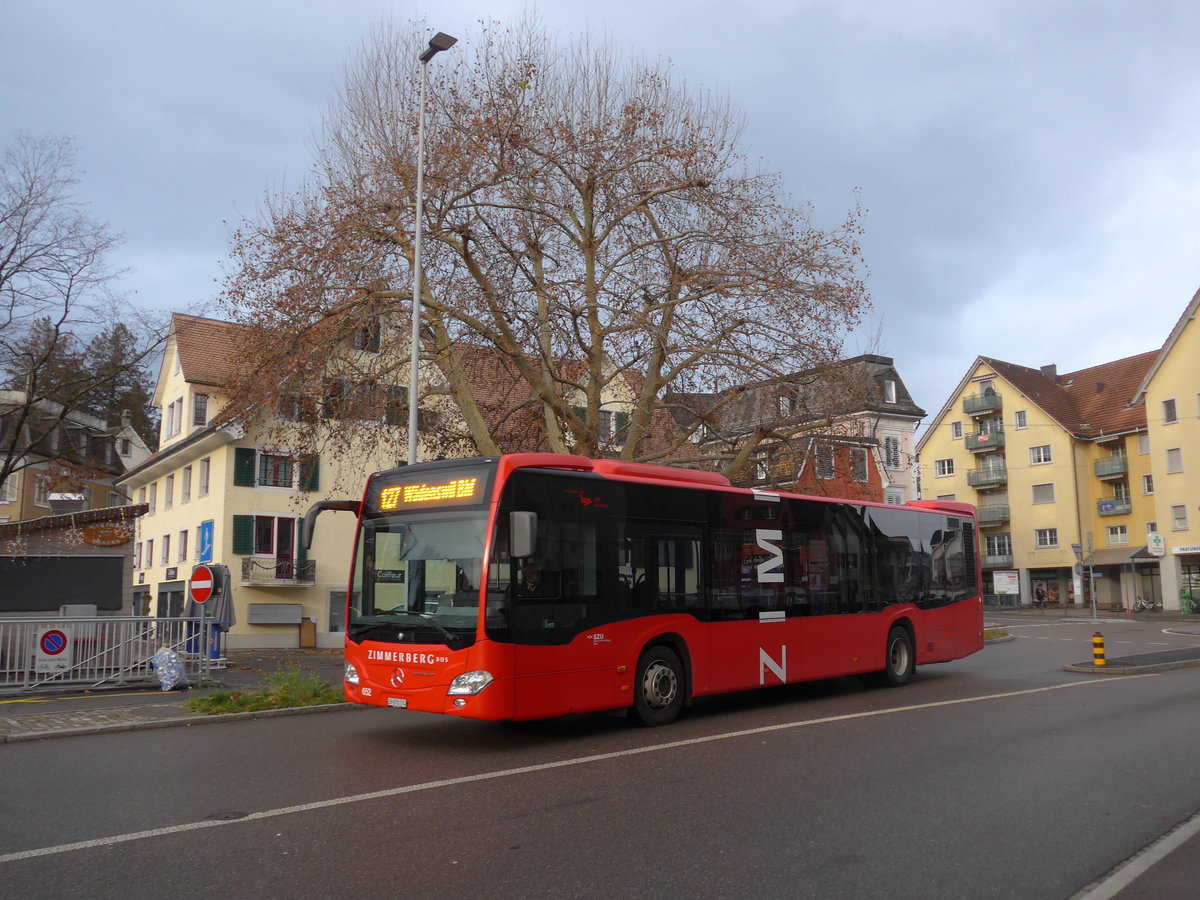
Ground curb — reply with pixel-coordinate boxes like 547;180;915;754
1063;658;1200;676
0;701;358;744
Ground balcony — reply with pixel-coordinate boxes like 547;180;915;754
982;553;1014;569
241;557;316;586
966;429;1006;452
1097;497;1132;517
977;504;1010;527
967;466;1008;490
963;392;1003;416
1093;456;1128;480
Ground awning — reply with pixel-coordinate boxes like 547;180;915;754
1090;545;1156;566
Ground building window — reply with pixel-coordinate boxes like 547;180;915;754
178;529;189;563
198;458;210;497
987;533;1012;556
882;379;897;404
1163;398;1177;424
161;534;170;566
1146;522;1158;534
850;447;868;482
1141;474;1154;495
148;482;157;514
1172;505;1188;530
134;542;142;569
935;458;955;477
182;466;192;503
883;436;901;470
351;320;381;352
776;392;795;418
1032;483;1055;504
1029;445;1052;465
950;422;963;440
1167;448;1183;474
815;444;834;479
193;394;209;427
1138;433;1150;455
1035;528;1059;548
1014;410;1028;429
166;398;183;438
145;539;153;567
0;476;15;504
258;453;294;488
1106;525;1128;546
164;474;174;510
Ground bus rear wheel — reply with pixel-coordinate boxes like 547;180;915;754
634;645;685;726
881;626;915;687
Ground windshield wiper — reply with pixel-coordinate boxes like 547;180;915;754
353;610;465;646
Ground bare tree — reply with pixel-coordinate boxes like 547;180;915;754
1;134;166;492
220;18;869;478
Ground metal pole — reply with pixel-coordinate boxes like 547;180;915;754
407;31;456;466
407;58;429;466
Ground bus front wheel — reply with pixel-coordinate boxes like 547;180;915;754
633;645;685;726
882;626;915;687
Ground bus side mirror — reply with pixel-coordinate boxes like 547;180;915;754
510;511;537;559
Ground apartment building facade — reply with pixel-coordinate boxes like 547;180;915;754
918;353;1160;609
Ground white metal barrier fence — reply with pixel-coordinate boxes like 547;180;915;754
0;616;221;694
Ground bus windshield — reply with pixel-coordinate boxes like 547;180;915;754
349;509;488;648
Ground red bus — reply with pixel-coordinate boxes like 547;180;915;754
305;453;983;726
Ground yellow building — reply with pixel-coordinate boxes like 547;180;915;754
1133;288;1200;611
917;352;1159;610
118;314;414;649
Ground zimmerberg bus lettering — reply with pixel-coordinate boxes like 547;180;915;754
367;649;448;665
760;646;786;685
755;529;784;583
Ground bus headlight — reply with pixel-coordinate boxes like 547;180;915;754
344;662;360;685
447;670;493;695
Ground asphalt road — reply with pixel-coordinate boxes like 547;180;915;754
2;618;1200;899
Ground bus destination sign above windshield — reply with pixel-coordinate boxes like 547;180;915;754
378;476;481;511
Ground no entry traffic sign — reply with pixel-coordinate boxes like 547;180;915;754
190;564;215;604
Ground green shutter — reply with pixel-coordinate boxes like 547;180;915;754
233;448;256;486
232;515;254;555
615;412;630;444
299;455;320;491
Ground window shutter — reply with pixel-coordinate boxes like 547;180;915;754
232;515;254;554
299;455;320;491
233;448;256;486
615;412;630;444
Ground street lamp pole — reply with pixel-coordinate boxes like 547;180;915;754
408;30;457;466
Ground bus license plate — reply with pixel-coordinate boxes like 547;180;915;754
387;697;408;709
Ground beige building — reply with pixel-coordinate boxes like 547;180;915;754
117;314;411;649
917;352;1159;610
1133;288;1200;611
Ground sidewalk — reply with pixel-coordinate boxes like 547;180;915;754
0;649;350;743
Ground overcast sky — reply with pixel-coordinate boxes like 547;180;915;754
5;0;1198;424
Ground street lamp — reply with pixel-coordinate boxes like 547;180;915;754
1071;535;1097;620
408;30;457;466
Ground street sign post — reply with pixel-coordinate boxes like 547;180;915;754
189;564;214;604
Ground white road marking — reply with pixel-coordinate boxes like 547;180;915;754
0;676;1153;864
1075;809;1200;900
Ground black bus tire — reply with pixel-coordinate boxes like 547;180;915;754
882;626;915;687
633;645;685;726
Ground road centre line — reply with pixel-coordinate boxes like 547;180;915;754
0;675;1154;864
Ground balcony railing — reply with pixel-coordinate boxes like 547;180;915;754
241;557;316;586
982;553;1014;569
968;466;1008;490
1097;497;1132;517
963;392;1003;416
1093;456;1128;480
966;429;1006;452
977;504;1011;527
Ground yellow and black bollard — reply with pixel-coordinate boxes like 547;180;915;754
1092;632;1106;667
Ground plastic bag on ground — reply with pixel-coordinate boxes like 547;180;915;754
151;646;188;691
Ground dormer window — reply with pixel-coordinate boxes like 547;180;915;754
883;379;897;404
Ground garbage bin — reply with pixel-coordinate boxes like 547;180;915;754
299;617;317;649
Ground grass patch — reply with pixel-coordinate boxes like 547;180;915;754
185;665;343;714
984;629;1009;641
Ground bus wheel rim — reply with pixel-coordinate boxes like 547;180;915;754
643;662;678;709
